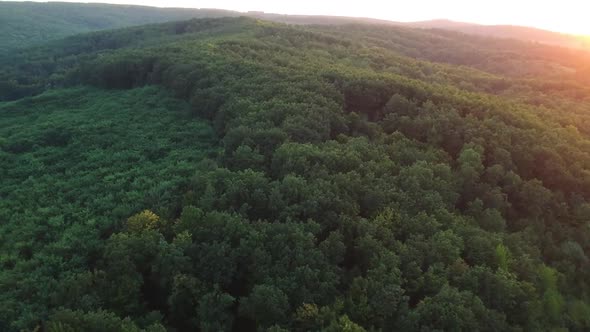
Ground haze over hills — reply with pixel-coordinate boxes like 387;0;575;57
407;19;590;50
0;1;239;52
2;1;590;53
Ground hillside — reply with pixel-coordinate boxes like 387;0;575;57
0;1;238;53
4;1;590;55
0;1;403;54
408;20;590;51
1;16;590;331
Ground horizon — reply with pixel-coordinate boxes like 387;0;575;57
11;0;590;36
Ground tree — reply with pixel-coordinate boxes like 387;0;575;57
415;285;507;331
495;243;512;272
125;210;160;233
539;266;565;325
198;288;235;332
240;284;290;329
324;315;366;332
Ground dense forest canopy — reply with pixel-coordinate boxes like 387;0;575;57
1;12;590;332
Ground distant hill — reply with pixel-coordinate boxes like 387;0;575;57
0;1;238;53
407;19;590;51
0;1;403;54
405;19;479;29
245;12;399;26
1;1;589;55
244;16;590;51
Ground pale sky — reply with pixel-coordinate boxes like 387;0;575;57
27;0;590;35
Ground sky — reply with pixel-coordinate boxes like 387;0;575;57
25;0;590;35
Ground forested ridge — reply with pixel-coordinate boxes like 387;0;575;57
0;1;238;54
405;20;590;51
4;1;590;56
1;16;590;331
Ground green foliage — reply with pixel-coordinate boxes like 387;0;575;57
198;288;235;332
415;285;508;330
495;243;512;272
126;210;161;233
0;2;239;54
1;15;590;332
324;315;367;332
240;284;290;328
44;309;165;332
0;87;216;331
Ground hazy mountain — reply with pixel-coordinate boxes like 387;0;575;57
405;19;479;29
2;1;589;54
408;19;590;50
0;1;239;53
246;15;590;51
246;11;399;26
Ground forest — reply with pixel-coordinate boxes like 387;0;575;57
4;1;589;55
1;11;590;332
0;1;239;54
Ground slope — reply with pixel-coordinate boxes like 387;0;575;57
1;17;589;331
0;1;238;53
407;20;590;51
0;86;218;330
3;1;589;55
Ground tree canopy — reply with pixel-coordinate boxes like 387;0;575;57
1;15;589;331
